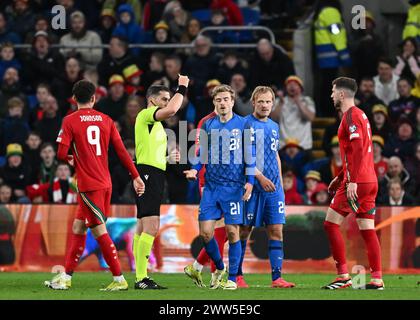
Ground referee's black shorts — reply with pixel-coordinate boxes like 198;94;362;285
135;164;165;218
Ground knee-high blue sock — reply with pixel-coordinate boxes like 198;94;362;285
228;240;241;282
269;240;283;281
204;237;224;270
237;239;247;276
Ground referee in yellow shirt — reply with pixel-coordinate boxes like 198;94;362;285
133;74;189;289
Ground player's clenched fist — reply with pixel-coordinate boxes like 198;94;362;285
183;169;197;181
178;74;189;87
133;176;145;196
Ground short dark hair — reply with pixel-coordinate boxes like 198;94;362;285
359;76;374;84
332;77;358;95
377;57;394;68
72;80;96;104
397;77;413;86
146;85;170;100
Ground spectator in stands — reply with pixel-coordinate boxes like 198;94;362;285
304;170;322;205
383;117;417;162
111;139;136;204
97;35;138;86
210;0;244;26
355;76;385;119
0;184;13;204
142;52;165;88
179;18;201;55
52;57;83;109
83;69;108;104
322;110;342;157
34;95;62;144
0;143;31;202
22;30;65;90
142;0;171;31
151;20;174;56
103;0;142;25
164;1;191;43
54;0;77;36
216;50;248;85
23;131;42;184
379;156;417;200
0;12;21;44
184;35;220;100
351;10;384;80
372;135;389;182
29;83;51;127
319;136;342;185
374;57;400;105
279;138;310;182
162;54;183;93
250;38;294;91
37;142;57;185
230;73;252;116
388;78;420;124
371;104;392;143
405;142;420;199
113;4;144;56
272;75;315;150
122;64;145;97
0;97;30;155
207;9;238;44
413;107;420;140
0;42;21;82
0;67;26;113
97;8;117;45
379;177;415;206
118;96;142;141
97;74;128;120
26;162;77;204
24;15;59;46
283;170;303;205
194;79;221;125
310;183;330;205
59;11;103;69
8;0;36;40
394;37;420;84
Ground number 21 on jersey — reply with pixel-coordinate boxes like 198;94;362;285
87;125;101;156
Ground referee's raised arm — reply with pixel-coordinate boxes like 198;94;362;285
154;74;190;121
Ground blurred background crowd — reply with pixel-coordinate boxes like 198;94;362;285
0;0;418;207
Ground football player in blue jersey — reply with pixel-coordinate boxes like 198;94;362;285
184;84;255;290
237;86;295;288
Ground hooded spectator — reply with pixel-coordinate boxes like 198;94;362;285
113;4;144;56
283;171;303;205
0;42;21;82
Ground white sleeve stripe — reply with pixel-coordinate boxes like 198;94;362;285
349;133;360;140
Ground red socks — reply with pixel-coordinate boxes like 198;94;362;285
65;233;86;275
96;233;122;276
360;229;382;279
196;226;227;272
324;221;348;275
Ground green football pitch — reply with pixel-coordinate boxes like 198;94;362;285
0;272;419;300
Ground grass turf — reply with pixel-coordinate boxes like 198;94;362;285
0;272;419;300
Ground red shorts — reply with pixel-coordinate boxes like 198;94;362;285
75;188;112;227
329;182;378;219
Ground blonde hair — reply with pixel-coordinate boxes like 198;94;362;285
251;86;275;102
211;84;236;100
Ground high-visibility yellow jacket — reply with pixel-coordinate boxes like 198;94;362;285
403;4;420;41
314;7;351;68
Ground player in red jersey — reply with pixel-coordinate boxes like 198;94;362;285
322;77;384;290
183;109;231;288
44;80;145;291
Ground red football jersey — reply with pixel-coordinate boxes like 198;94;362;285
56;109;119;192
337;106;377;184
195;111;217;191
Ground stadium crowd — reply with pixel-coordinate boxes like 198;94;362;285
0;0;418;206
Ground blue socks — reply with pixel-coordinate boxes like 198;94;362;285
228;240;241;282
269;240;283;281
236;239;247;276
204;237;224;270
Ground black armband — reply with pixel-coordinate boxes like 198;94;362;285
176;85;187;96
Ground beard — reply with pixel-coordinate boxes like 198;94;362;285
334;99;341;110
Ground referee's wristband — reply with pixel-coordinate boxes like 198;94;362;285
176;85;187;96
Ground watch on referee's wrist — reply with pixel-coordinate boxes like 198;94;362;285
176;85;187;96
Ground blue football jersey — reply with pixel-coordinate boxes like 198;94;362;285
200;113;254;188
245;114;281;193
